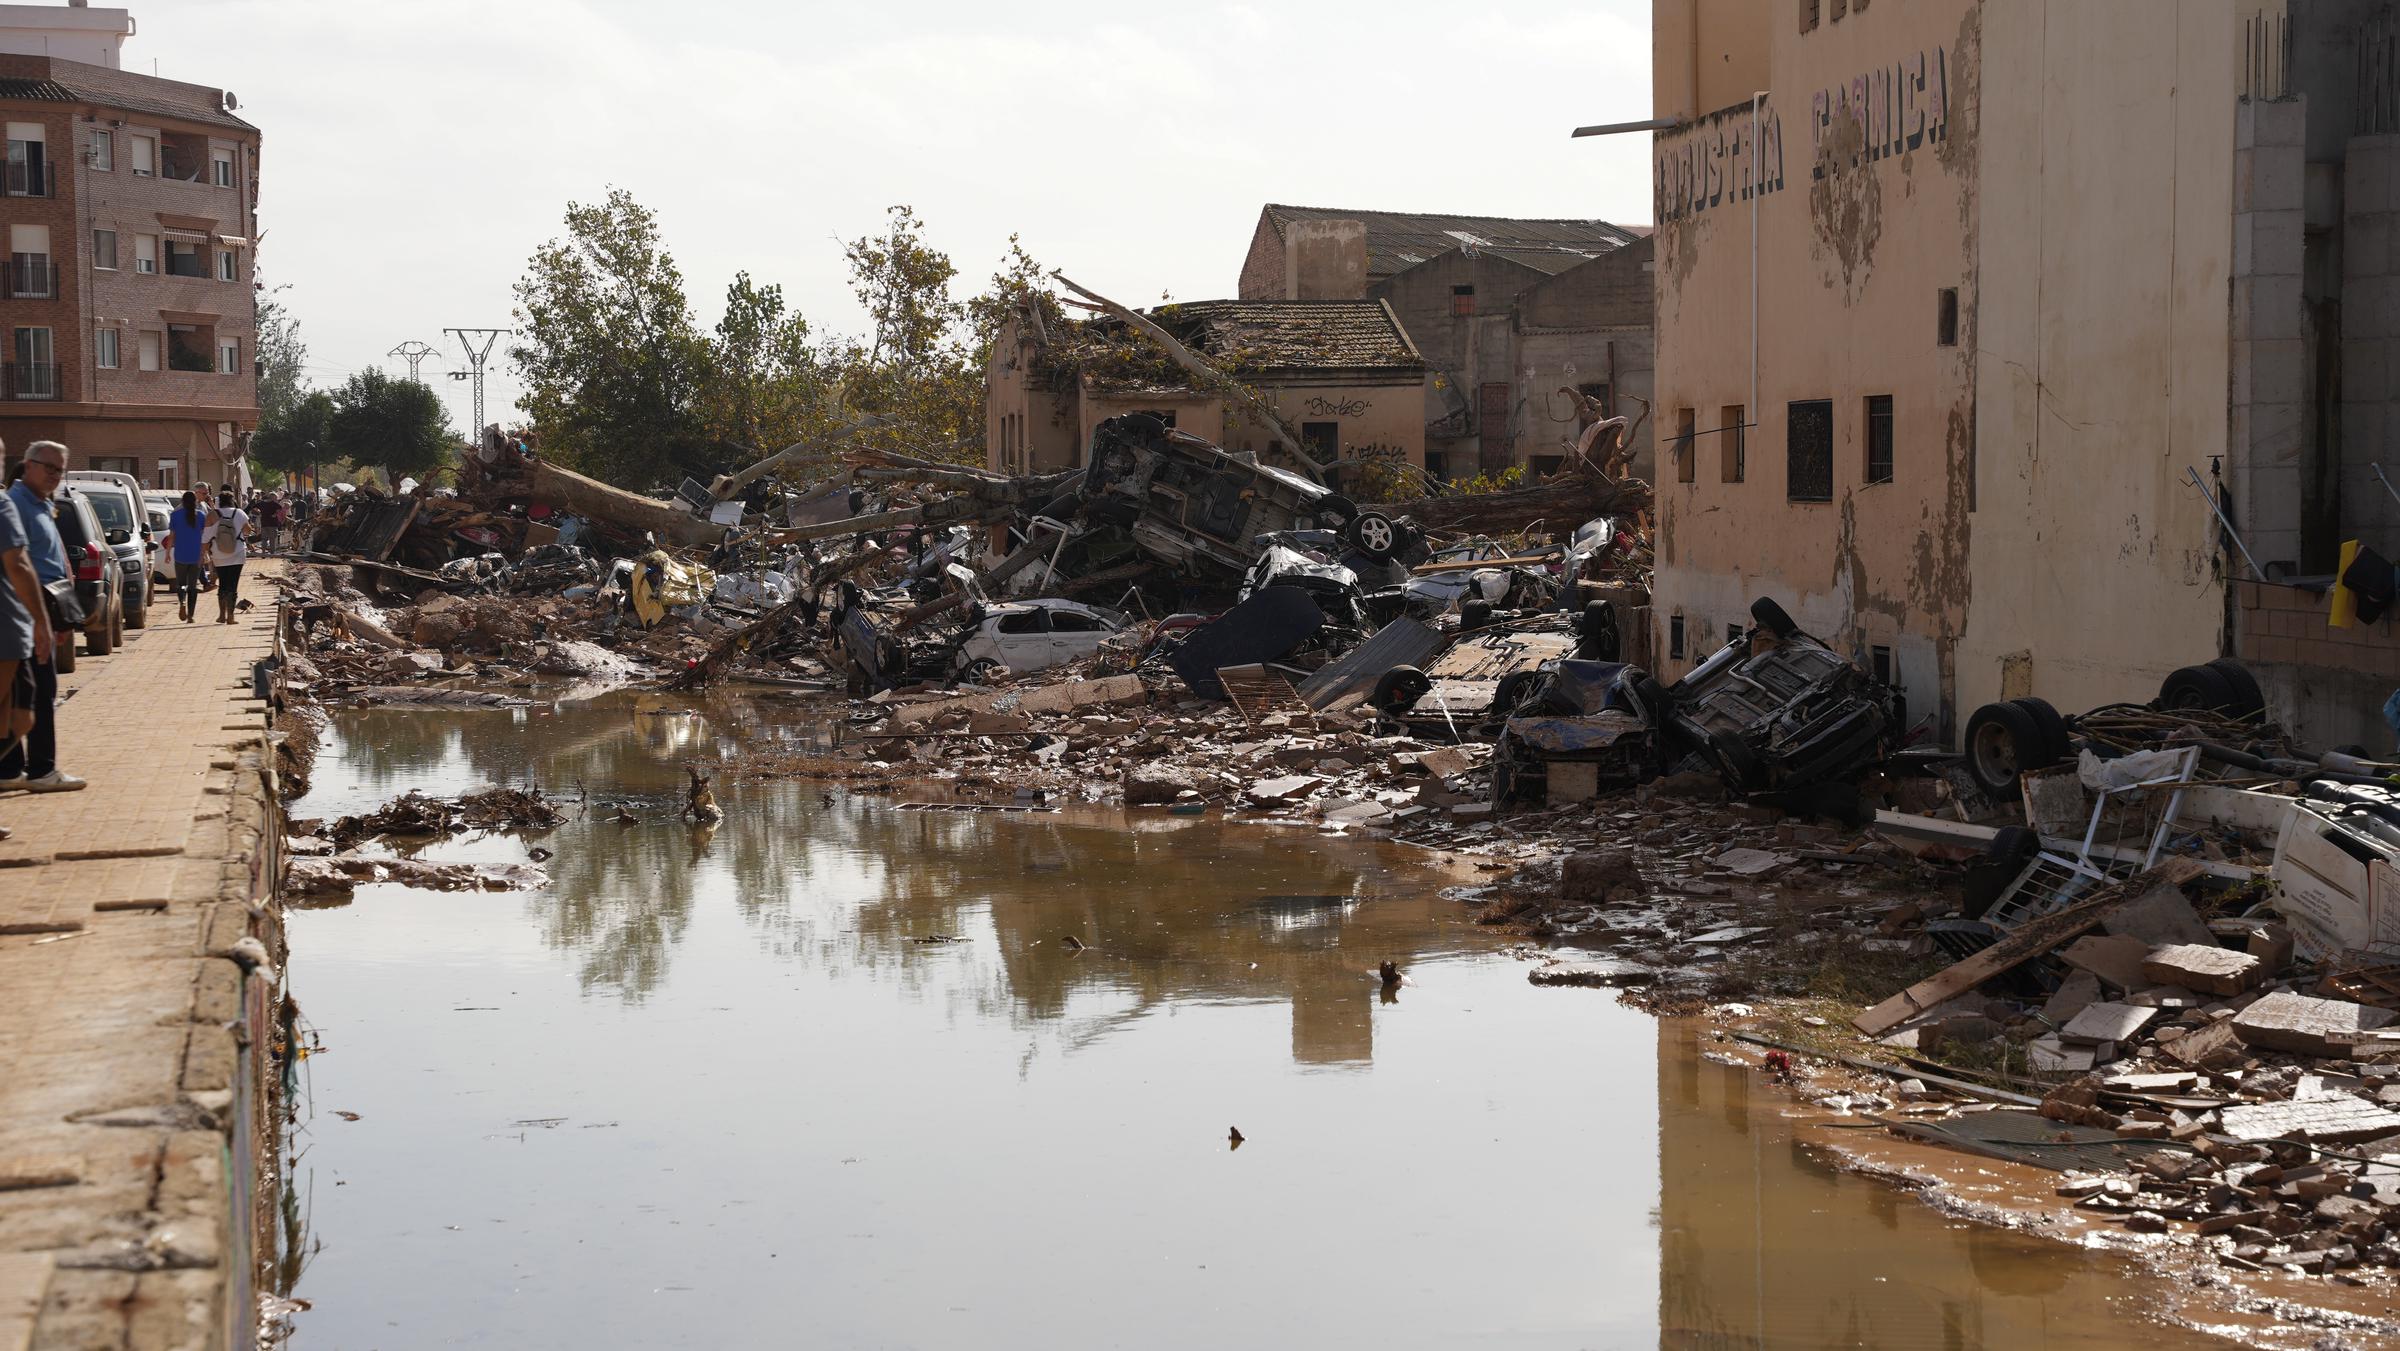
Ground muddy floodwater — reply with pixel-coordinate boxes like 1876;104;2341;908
282;693;2247;1349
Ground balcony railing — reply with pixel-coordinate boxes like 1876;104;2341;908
164;255;208;279
3;363;59;401
4;259;56;299
2;160;53;198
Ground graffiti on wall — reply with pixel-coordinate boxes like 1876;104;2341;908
1304;396;1371;417
1653;44;1950;222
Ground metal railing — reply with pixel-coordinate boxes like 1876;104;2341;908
3;259;56;299
3;363;60;400
2;160;53;197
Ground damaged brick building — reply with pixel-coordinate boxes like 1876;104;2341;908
1238;204;1658;482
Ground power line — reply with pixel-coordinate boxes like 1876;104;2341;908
443;328;510;435
388;340;439;382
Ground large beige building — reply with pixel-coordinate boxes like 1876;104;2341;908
1648;0;2251;742
0;3;259;488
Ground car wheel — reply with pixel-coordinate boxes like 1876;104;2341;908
1706;734;1763;791
1964;700;2046;798
1314;493;1358;527
1344;510;1401;563
1372;666;1431;715
1492;670;1538;718
1748;596;1800;639
51;631;75;674
2010;696;2072;763
1459;600;1493;633
961;658;1004;687
125;583;148;629
2158;663;2239;715
2205;658;2267;719
109;599;124;647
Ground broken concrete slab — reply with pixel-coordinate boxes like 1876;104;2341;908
886;674;1148;730
2027;1036;2098;1074
2042;969;2104;1023
1712;847;1795;876
2058;935;2157;992
2059;1002;2160;1046
2100;880;2217;947
2139;943;2263;996
2233;991;2399;1057
1245;775;1325;805
2217;1097;2400;1144
2161;1019;2247;1072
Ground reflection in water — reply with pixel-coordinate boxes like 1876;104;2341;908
285;693;2234;1350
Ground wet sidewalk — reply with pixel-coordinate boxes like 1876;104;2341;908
0;575;284;1351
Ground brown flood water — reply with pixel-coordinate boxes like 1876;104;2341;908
280;692;2266;1349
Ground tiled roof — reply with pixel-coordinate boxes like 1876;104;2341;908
0;78;74;102
1153;299;1423;373
1262;204;1641;279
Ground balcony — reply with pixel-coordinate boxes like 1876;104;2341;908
2;160;53;198
3;259;56;299
3;363;59;401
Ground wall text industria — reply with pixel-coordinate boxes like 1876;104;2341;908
1655;46;1951;223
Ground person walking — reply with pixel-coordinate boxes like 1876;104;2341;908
162;490;207;622
1;441;84;792
207;488;249;624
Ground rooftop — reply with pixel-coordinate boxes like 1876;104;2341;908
0;53;253;131
1260;204;1644;279
1033;298;1424;395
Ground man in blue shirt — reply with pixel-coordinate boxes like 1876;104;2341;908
0;477;47;839
1;441;84;792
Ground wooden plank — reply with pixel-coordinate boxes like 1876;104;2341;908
1853;859;2205;1036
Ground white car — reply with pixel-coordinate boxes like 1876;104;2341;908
951;599;1126;684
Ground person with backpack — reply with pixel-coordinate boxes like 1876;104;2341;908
161;490;207;622
207;489;250;624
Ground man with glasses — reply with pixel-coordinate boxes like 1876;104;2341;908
2;441;85;792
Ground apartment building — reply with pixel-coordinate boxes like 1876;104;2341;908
1646;0;2241;744
0;2;259;489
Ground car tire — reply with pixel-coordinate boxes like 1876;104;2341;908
2159;663;2239;715
1315;494;1358;526
1749;596;1800;639
50;631;75;674
2205;658;2267;719
1964;700;2046;798
1492;670;1537;718
1459;600;1493;633
961;658;1004;687
125;583;147;629
1344;510;1401;563
109;599;123;648
1372;666;1431;715
1706;734;1763;791
2010;696;2072;763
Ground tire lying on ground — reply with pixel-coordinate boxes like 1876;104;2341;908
1964;698;2060;798
1492;669;1537;718
2159;660;2265;718
1372;665;1432;715
1749;596;1800;639
2013;695;2073;763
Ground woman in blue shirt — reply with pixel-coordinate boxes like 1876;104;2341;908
161;491;208;623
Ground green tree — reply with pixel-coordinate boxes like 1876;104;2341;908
331;368;454;482
251;389;334;480
830;204;980;464
254;288;310;431
510;188;715;488
698;272;828;455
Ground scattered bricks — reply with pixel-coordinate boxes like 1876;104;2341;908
2116;1120;2173;1139
2140;943;2264;996
2248;923;2296;973
1121;764;1199;806
2136;1151;2209;1183
2101;1071;2200;1094
2060;1001;2159;1046
2199;1210;2274;1235
2319;1195;2380;1225
2218;1097;2400;1143
1244;774;1324;805
2233;991;2398;1057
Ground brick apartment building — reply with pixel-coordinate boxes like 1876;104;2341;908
0;2;259;489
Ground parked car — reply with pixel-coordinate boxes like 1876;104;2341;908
47;487;125;672
63;477;152;628
947;599;1127;684
143;503;175;589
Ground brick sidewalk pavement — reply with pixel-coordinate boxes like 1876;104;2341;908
0;569;285;1351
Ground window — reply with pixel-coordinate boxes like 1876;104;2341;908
129;134;153;176
1050;611;1106;633
1452;284;1476;317
10;327;55;398
1799;0;1819;32
212;154;233;188
217;249;236;282
995;610;1046;635
86;129;110;171
1937;288;1959;346
1787;399;1834;501
165;239;205;278
96;328;118;369
1720;404;1747;482
133;234;156;274
91;229;116;270
1675;406;1696;484
92;456;137;476
1830;0;1848;18
156;459;178;491
218;339;239;375
1865;395;1895;484
1870;645;1894;686
1669;614;1686;660
1301;421;1340;461
137;331;160;371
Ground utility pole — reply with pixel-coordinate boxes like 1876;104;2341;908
442;327;510;436
388;340;438;382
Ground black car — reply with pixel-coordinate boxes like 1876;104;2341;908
46;487;126;672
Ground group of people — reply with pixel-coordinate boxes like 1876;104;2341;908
158;484;256;625
0;440;90;827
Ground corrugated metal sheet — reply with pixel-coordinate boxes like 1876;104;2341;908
1296;618;1443;710
1885;1109;2172;1173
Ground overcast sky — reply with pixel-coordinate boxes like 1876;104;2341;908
135;0;1656;433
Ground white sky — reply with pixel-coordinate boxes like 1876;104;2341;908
132;0;1657;433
